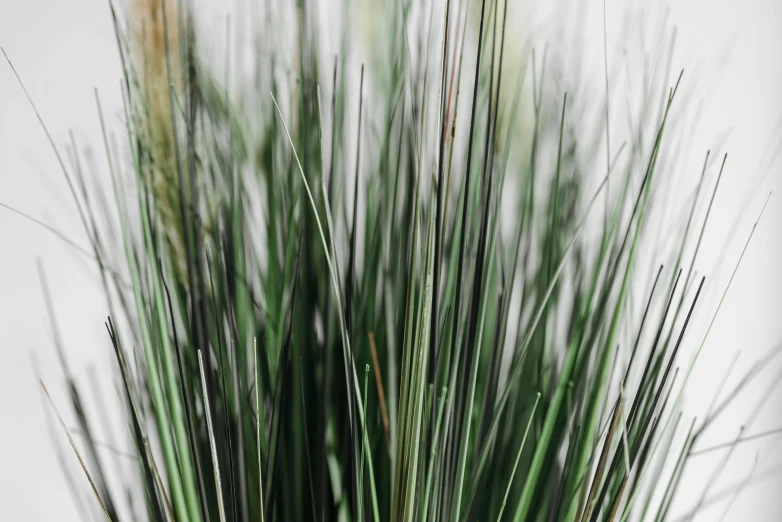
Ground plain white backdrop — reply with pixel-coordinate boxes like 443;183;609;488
0;0;780;520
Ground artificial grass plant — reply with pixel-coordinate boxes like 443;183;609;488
5;0;777;521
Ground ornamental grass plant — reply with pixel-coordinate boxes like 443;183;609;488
5;0;778;521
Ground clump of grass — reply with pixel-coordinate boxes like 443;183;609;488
8;0;777;521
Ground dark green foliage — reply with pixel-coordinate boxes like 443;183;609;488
11;0;773;521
